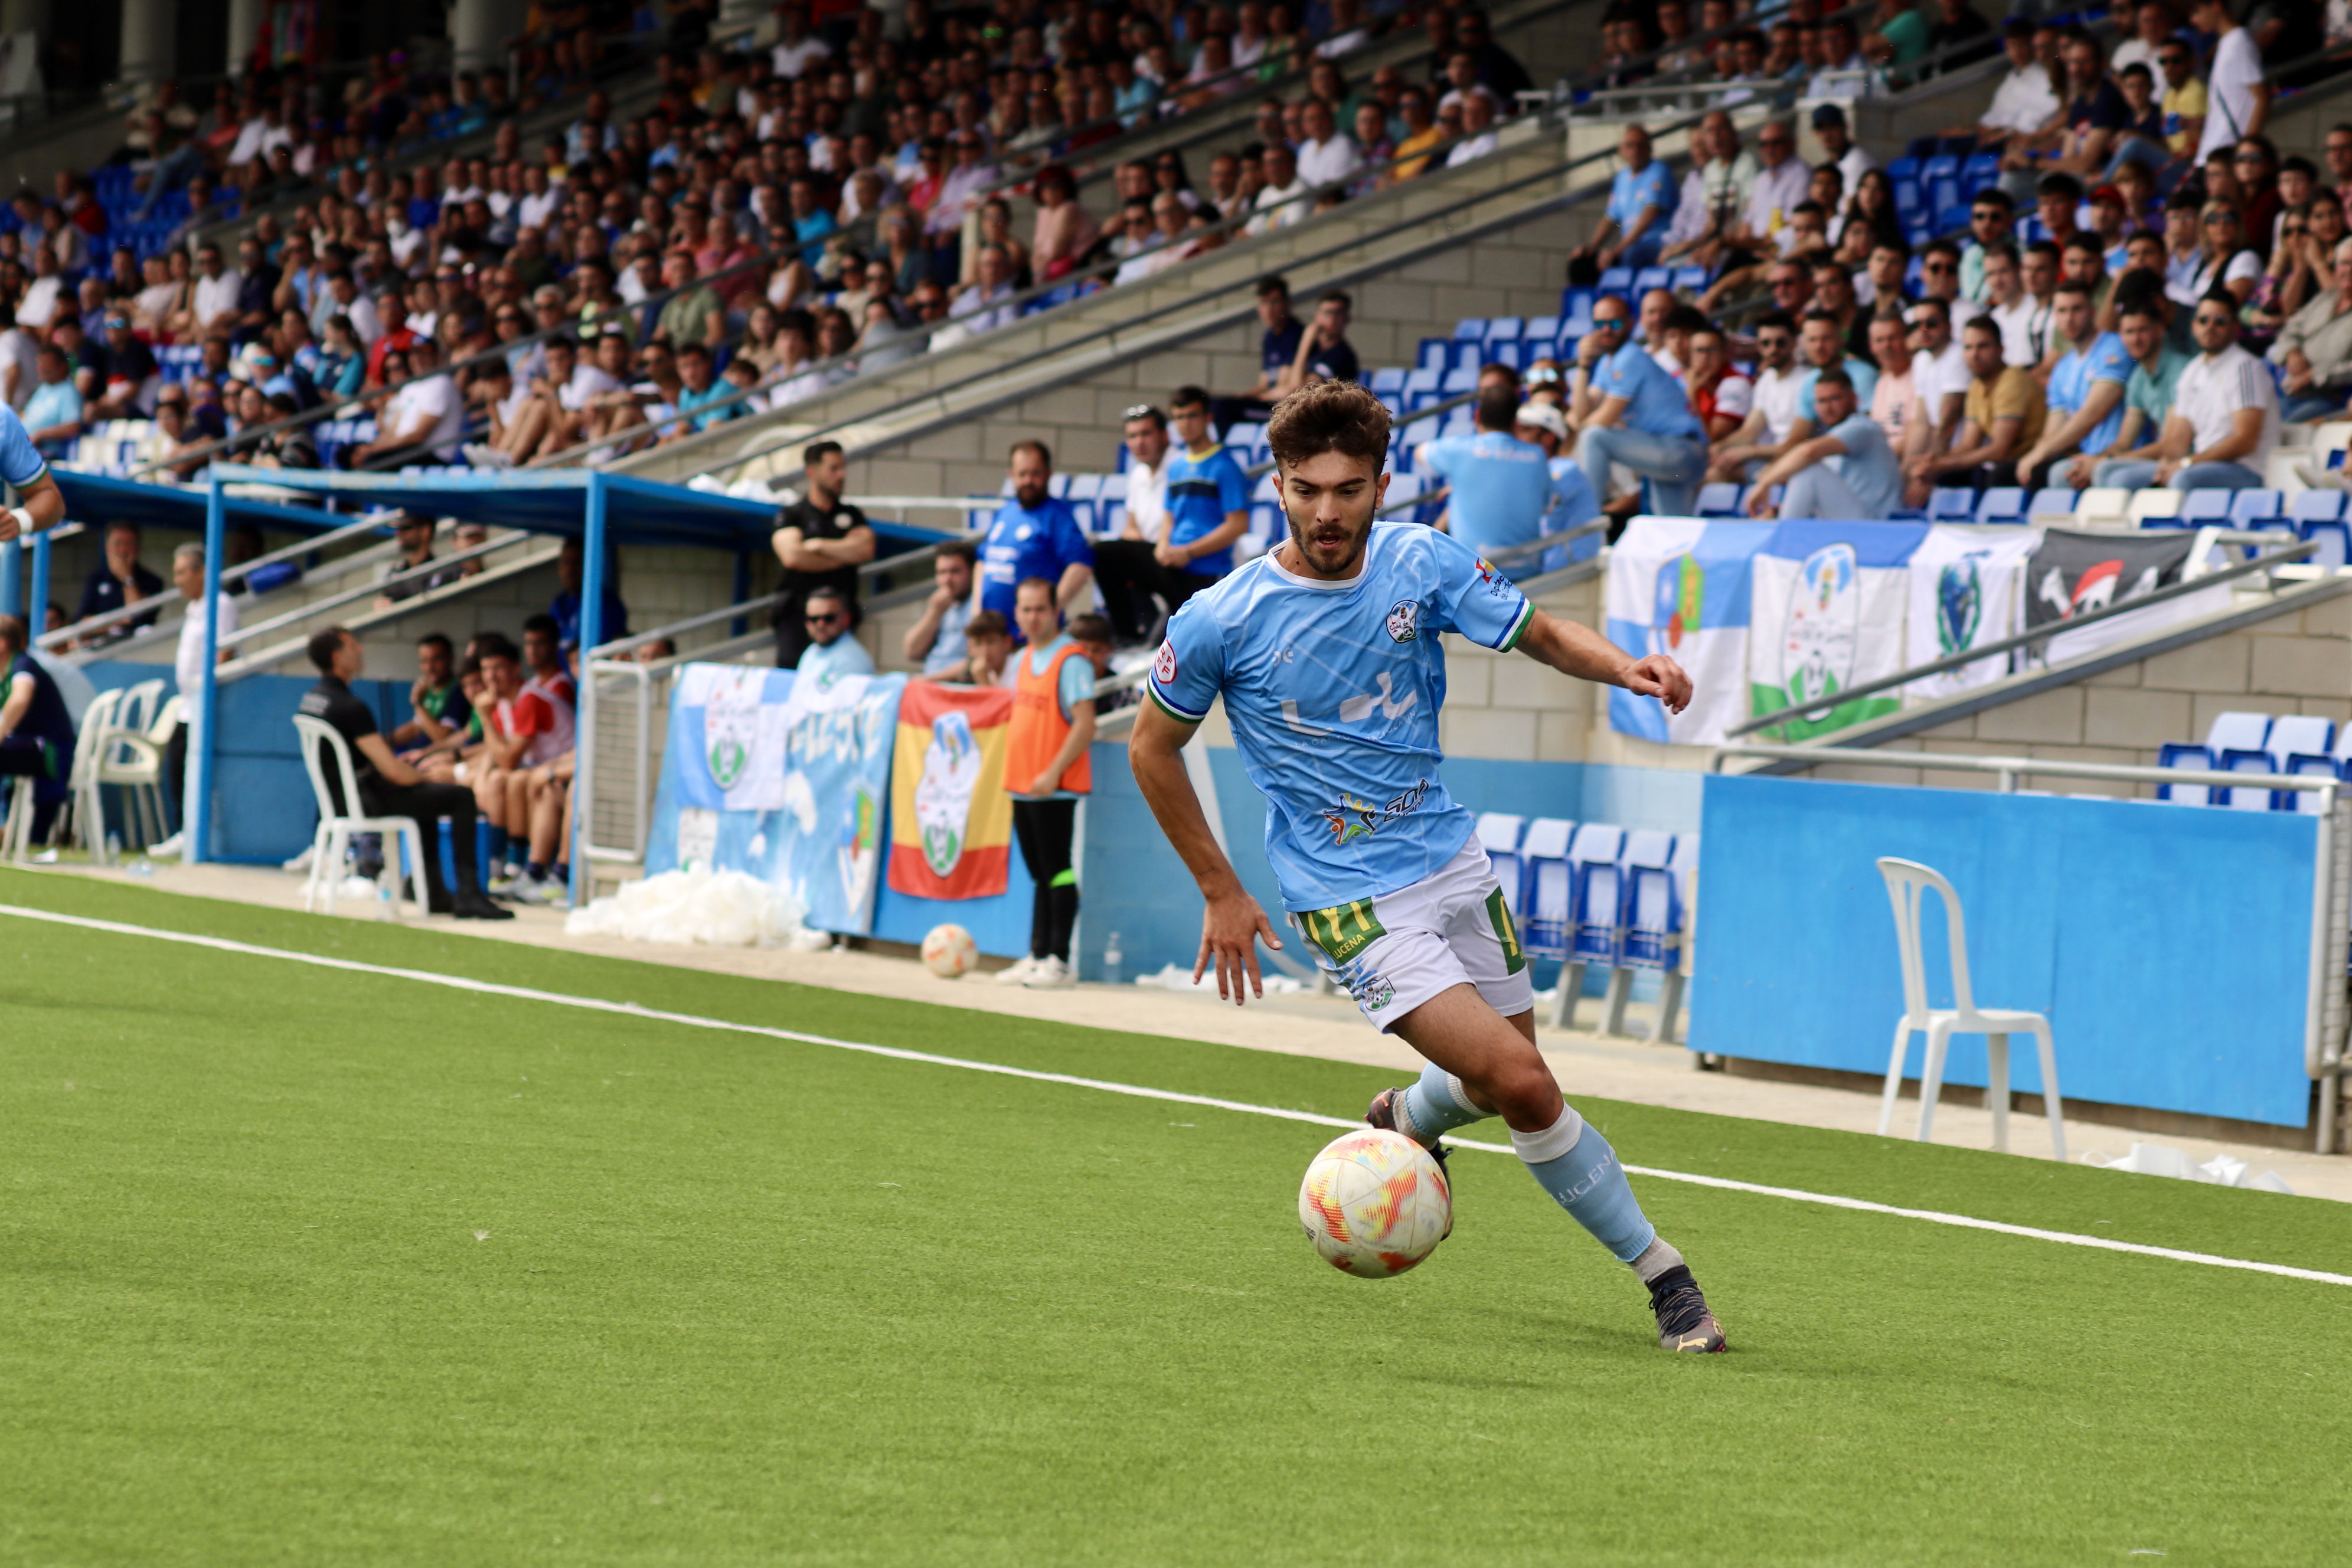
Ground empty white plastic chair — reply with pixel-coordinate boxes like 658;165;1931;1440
2073;487;2131;527
1876;857;2064;1159
66;687;122;863
2;775;35;862
292;714;430;920
2125;489;2183;526
1474;812;1528;916
96;682;173;849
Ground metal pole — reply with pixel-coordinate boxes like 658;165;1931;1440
189;477;226;864
0;537;18;619
28;528;50;633
570;472;609;907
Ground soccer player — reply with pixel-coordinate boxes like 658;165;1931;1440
1129;382;1726;1353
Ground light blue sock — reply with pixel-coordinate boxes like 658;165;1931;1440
1512;1110;1658;1265
1396;1062;1490;1143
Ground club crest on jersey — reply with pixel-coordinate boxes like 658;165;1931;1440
1385;599;1420;642
1154;639;1178;684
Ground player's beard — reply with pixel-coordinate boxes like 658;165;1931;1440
1281;494;1374;579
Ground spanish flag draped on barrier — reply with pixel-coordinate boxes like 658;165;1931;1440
888;681;1017;900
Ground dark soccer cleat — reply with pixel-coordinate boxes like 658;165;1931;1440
1647;1264;1727;1353
1365;1086;1450;1175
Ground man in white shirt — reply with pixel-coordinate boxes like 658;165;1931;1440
351;341;466;468
1724;118;1810;266
1971;19;2060;148
154;540;239;858
2192;0;2267;162
1295;100;1364;191
1248;144;1314;236
14;244;63;331
1811;104;1874;198
1982;244;2039;372
1446;93;1501;168
1706;311;1811;478
191;244;243;334
946;244;1022;335
1902;299;1971;486
1230;0;1272;68
772;8;832;79
2095;289;2278;489
516;166;562;232
1093;402;1175;643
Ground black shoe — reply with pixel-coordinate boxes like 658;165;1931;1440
1647;1264;1727;1353
427;885;455;916
1364;1085;1451;1174
450;891;515;920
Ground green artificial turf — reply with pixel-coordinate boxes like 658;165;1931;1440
2;868;2350;1567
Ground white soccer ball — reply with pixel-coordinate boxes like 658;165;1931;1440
920;922;978;978
1298;1128;1452;1278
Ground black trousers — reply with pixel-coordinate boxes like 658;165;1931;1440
1956;460;2020;491
364;780;484;893
0;735;63;841
1208;395;1273;434
1011;797;1079;962
165;719;187;831
1089;541;1218;643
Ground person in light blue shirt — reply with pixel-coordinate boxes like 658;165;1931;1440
1570;297;1708;517
974;439;1095;636
19;344;83;461
2016;282;2133;484
1572;124;1677;275
1792;311;1877;422
793;587;877;682
1416;386;1568;573
1747;370;1902;518
1127;380;1726;1354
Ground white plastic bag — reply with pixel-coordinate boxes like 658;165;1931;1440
2083;1141;2293;1195
1134;961;1304;995
563;867;806;948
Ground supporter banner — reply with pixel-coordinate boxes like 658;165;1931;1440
1905;525;2038;703
2023;528;2226;666
888;681;1016;900
646;664;906;935
1747;521;1927;741
1603;518;1772;746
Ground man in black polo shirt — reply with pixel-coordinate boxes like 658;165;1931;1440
74;520;164;646
298;625;512;920
770;438;876;668
1208;275;1304;433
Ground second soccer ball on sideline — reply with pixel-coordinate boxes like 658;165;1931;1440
920;923;978;979
1298;1128;1452;1277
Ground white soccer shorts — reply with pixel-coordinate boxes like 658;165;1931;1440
1291;839;1534;1031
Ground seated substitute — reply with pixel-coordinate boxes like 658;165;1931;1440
297;626;511;919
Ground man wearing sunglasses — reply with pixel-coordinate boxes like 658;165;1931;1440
793;586;875;682
1570;295;1709;518
2094;288;2278;491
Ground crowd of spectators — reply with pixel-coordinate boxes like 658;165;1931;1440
0;0;1533;484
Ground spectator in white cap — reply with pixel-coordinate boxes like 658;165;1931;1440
1514;400;1603;571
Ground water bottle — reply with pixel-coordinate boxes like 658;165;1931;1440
105;830;121;861
1102;932;1123;988
128;859;155;878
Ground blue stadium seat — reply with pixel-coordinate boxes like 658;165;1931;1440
2178;489;2234;525
1962;152;2001;192
2218;747;2278;811
1974;486;2026;524
2302;519;2352;569
2229;489;2285;527
1451;339;1488;370
2268;715;2335;766
1617;831;1682;971
1887;155;1921;184
1404;367;1442;409
1929;488;1977;521
1696;481;1742;517
1633;266;1671;297
2291;489;2346;524
1598;266;1635;295
1485;317;1523;342
1369;366;1406;396
1518;818;1577;958
1559;286;1595;322
1567;824;1627;966
1419;338;1451;371
2156;742;2214;806
1440;367;1478;396
2207;711;2273;754
2023;488;2073;522
1526;314;1561;343
1453;318;1485;340
1475;813;1528;916
1922;153;1961;218
2283;752;2341;813
1670;266;1710;294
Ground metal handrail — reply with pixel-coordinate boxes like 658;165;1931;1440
1709;741;2344;797
218;528;535;648
1729;539;2316;739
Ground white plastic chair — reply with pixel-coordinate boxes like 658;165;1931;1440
2;775;35;861
292;714;429;920
66;687;122;864
1875;857;2065;1159
96;681;172;848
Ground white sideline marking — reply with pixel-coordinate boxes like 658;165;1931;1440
8;901;2350;1290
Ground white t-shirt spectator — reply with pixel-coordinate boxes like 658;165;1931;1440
1707;370;1753;421
193;269;243;331
1297;133;1364;190
1980;62;2059;136
2198;28;2265;162
1446;132;1499;168
385;374;465;462
175;590;239;731
1742;158;1811;243
518;187;563;231
2173;342;2281;471
0;325;37;410
1247;178;1314;236
560;363;619;411
1989;296;2040;373
15;275;61;330
772;35;832;79
1123;459;1168;542
1752;364;1807;445
2188;247;2262;302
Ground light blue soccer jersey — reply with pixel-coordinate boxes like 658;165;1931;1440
0;403;51;488
1148;521;1533;912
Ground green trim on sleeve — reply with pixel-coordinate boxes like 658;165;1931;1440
1146;684;1205;724
1495;597;1537;652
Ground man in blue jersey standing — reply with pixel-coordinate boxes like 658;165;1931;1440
1091;386;1250;643
974;439;1095;642
1569;295;1710;522
1416;384;1592;578
1129;381;1726;1354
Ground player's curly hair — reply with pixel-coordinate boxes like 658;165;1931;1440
1266;380;1391;474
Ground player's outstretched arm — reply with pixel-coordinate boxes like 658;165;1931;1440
1128;701;1284;1005
1515;609;1691;715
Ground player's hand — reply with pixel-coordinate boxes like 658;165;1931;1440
1621;652;1692;714
1195;884;1282;1005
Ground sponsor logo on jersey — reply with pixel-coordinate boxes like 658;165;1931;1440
1316;778;1430;846
1385;599;1420;642
1154;639;1178;684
